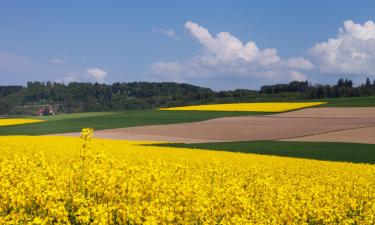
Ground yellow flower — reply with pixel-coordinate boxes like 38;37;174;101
158;102;326;112
0;118;44;126
0;134;373;224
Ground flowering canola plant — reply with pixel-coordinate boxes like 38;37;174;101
158;102;327;112
0;118;44;127
0;131;374;224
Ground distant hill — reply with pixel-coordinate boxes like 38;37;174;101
0;78;374;115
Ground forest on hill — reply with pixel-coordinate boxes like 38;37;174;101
0;78;375;115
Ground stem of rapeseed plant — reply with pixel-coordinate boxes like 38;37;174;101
79;128;94;194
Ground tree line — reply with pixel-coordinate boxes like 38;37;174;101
260;78;375;99
0;78;374;115
0;82;216;115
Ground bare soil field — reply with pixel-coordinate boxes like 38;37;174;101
281;126;375;144
272;107;375;119
56;107;375;144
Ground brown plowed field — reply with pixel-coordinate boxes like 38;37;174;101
55;107;375;144
271;107;375;119
281;126;375;144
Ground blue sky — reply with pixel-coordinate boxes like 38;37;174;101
1;1;375;90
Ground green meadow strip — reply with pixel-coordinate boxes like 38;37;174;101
154;141;375;164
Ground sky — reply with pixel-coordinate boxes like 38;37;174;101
1;1;375;90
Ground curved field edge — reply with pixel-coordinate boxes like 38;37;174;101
0;110;270;136
153;141;375;164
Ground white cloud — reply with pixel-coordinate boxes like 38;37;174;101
283;57;315;70
55;74;79;84
289;71;307;81
85;68;107;83
309;20;375;76
56;68;108;84
185;21;265;62
152;28;178;40
50;58;65;64
151;21;314;83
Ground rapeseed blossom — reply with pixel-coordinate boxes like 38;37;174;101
0;132;373;224
158;102;326;112
0;118;44;126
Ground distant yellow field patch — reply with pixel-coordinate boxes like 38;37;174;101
0;118;44;127
159;102;327;112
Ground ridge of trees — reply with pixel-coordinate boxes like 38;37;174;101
0;78;374;115
260;78;375;98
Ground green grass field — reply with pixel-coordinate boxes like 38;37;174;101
314;96;375;107
0;96;374;135
255;95;375;107
157;141;375;164
1;96;374;163
0;110;268;135
239;96;375;107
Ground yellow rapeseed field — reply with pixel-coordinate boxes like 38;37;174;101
159;102;326;112
0;130;374;224
0;118;44;127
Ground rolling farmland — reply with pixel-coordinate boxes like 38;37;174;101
3;3;375;223
0;100;374;223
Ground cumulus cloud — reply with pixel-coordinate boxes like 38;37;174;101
56;68;108;84
289;71;307;81
50;58;65;64
85;68;107;83
152;28;178;40
151;21;313;83
283;57;315;70
55;74;79;84
309;20;375;76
